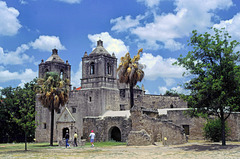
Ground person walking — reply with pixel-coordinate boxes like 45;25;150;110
65;132;70;148
89;130;95;147
74;132;78;147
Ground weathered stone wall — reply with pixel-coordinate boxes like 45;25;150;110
82;116;132;142
128;106;187;145
135;95;187;109
226;113;240;141
166;110;206;140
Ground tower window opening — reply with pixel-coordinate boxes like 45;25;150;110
107;63;111;75
90;62;95;75
60;70;64;80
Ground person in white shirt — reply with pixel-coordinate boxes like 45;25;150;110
89;130;95;147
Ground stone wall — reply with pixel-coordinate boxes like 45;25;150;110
166;110;206;140
226;113;240;141
83;116;132;142
135;95;187;109
128;106;187;145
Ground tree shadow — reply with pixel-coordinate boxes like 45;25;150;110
175;144;240;151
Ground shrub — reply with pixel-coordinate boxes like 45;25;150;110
203;118;230;142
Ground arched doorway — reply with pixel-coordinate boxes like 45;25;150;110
62;128;69;139
109;126;121;142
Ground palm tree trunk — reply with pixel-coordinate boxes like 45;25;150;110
130;84;134;108
50;102;54;146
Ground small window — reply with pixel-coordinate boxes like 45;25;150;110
107;63;111;75
183;125;189;135
43;123;47;129
120;105;125;111
60;70;64;80
170;104;173;108
120;90;125;98
90;62;95;75
89;97;92;102
72;107;76;113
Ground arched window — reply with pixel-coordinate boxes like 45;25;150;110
90;62;95;75
60;70;64;80
107;63;111;75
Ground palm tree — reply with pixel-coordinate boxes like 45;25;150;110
117;49;145;108
36;72;69;146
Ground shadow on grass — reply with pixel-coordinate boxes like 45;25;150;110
175;144;240;151
0;150;40;154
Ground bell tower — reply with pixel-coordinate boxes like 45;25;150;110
80;40;119;115
81;40;118;89
39;48;71;84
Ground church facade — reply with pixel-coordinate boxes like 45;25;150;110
35;40;240;145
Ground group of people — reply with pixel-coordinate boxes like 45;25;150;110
65;130;95;148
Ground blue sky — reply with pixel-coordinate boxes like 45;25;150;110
0;0;240;95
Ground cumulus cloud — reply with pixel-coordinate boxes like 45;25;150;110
0;68;37;83
0;45;34;65
30;35;66;52
110;15;145;33
56;0;82;4
213;13;240;42
171;85;190;95
88;32;129;61
139;53;186;80
0;1;21;36
71;61;82;88
158;86;168;95
111;0;233;51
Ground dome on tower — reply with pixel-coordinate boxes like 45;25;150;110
89;40;111;56
46;48;64;63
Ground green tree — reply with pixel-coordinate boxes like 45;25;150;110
163;90;181;97
36;72;69;146
174;28;240;146
10;81;36;150
203;118;230;142
117;49;145;108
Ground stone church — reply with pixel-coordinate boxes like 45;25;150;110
35;40;240;145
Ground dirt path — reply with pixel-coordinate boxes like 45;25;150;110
1;142;240;159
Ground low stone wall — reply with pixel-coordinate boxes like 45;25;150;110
129;106;187;145
127;130;152;146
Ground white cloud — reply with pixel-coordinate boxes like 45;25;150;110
56;0;82;4
0;1;21;36
163;78;175;87
0;68;37;83
137;0;161;8
139;53;186;80
30;35;66;52
71;61;82;88
213;12;240;42
171;85;190;95
19;0;27;5
88;32;129;61
110;15;145;33
130;0;233;51
0;45;34;65
158;86;168;95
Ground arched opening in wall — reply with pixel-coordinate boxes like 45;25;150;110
106;63;111;75
62;127;69;139
90;62;95;75
109;126;121;142
60;69;64;80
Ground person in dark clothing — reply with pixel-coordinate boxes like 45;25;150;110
65;132;70;148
